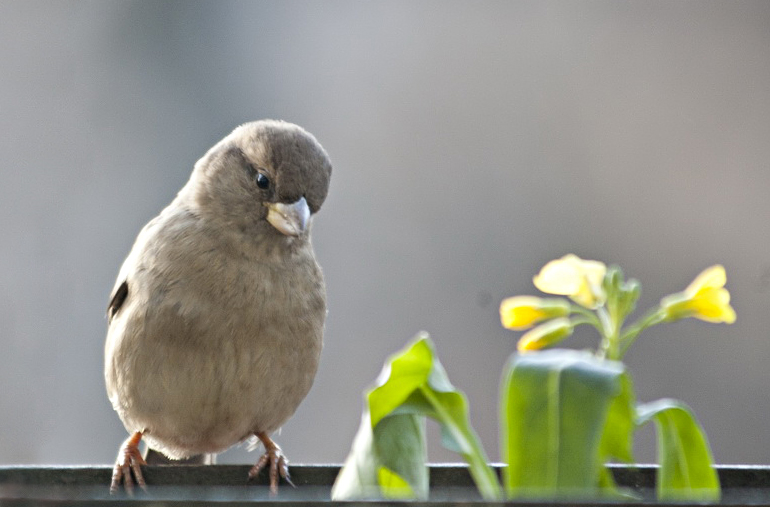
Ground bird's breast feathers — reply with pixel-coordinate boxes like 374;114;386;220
105;210;325;455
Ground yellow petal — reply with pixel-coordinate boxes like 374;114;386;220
533;256;584;295
500;296;547;330
660;267;736;324
570;277;601;309
500;296;570;330
685;265;726;296
533;254;607;308
688;288;737;324
579;259;608;289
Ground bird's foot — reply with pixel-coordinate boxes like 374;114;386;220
110;431;147;495
248;432;293;495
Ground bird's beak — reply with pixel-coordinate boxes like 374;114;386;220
266;197;310;237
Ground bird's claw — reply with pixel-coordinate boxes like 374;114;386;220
248;433;293;495
110;432;147;495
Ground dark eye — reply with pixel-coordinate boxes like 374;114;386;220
255;172;270;190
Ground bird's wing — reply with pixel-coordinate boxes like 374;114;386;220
106;213;168;325
108;280;129;324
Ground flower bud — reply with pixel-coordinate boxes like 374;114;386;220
659;265;736;324
500;296;571;330
618;278;641;318
517;318;574;352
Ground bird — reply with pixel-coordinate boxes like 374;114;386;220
104;119;332;495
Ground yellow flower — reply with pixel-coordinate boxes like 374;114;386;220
533;254;607;308
660;265;736;324
500;296;570;330
517;318;574;352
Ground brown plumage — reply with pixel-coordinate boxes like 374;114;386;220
104;120;332;495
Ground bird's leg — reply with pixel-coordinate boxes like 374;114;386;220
110;431;147;495
247;432;293;495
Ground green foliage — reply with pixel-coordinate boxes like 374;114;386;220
637;400;721;502
500;349;634;498
331;333;502;501
332;411;428;500
499;349;720;501
334;257;729;502
498;256;725;501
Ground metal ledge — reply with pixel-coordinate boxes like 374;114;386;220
1;464;769;506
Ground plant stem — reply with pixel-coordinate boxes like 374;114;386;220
617;308;665;358
569;305;602;331
602;306;621;361
570;315;596;328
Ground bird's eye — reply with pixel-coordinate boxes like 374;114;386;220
256;173;270;190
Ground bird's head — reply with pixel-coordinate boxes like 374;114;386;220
185;120;332;239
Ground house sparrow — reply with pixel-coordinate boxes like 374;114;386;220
104;120;332;495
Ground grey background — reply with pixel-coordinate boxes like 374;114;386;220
1;0;769;467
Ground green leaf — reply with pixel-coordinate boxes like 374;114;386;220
500;349;635;499
332;333;502;501
331;411;428;500
377;466;415;498
367;335;434;428
636;399;721;502
599;373;635;463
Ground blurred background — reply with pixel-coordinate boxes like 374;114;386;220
1;0;769;467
